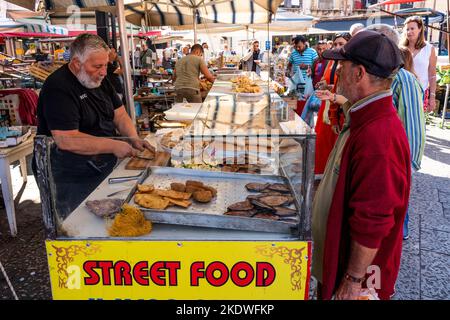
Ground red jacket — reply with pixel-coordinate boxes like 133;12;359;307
322;94;411;300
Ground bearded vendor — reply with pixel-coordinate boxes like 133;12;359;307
33;34;154;218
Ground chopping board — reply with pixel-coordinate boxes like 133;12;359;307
125;150;171;170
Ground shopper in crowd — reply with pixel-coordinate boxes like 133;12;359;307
54;45;65;61
312;30;411;300
401;16;437;112
62;46;71;61
106;46;125;102
242;40;265;76
326;40;333;49
133;45;142;68
311;40;329;87
367;24;426;241
287;35;318;79
34;48;50;62
202;42;210;62
182;46;190;56
349;23;365;37
314;32;351;175
33;34;153;218
140;43;155;69
221;44;232;57
171;48;181;61
173;44;215;103
162;48;173;70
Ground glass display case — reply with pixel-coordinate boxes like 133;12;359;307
34;71;316;300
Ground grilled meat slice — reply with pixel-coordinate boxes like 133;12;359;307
227;200;254;211
245;182;270;192
258;195;291;207
224;210;256;217
253;213;280;220
250;199;276;213
85;198;123;218
246;194;261;202
273;207;297;217
267;183;290;193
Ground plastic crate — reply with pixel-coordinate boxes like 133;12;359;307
0;94;21;125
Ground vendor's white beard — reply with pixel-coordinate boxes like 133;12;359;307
76;66;103;89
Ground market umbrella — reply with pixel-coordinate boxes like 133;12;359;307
0;11;69;37
2;0;38;11
368;0;426;7
368;0;449;63
44;1;283;42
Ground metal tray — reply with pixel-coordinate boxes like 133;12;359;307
127;166;300;234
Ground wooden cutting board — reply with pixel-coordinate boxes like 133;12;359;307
125;150;171;170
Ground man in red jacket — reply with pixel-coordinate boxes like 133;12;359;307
311;30;411;300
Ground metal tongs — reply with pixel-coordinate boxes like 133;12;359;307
108;166;150;184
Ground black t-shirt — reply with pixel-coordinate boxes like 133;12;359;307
37;64;123;137
252;50;260;72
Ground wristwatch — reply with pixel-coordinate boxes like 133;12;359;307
344;272;365;284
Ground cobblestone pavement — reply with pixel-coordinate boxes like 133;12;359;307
1;124;449;300
393;125;450;300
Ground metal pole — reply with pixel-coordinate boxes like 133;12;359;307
130;23;136;94
111;13;117;49
117;0;136;123
447;0;450;64
441;84;449;128
193;8;198;44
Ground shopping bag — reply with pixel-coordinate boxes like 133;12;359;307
300;93;322;126
304;76;314;98
292;66;305;85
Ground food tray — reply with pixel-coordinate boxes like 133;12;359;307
235;92;265;97
127;167;300;234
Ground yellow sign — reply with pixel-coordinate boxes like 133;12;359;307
46;240;311;300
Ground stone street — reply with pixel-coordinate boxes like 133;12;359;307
0;123;449;300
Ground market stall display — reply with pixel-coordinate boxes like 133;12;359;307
36;71;315;300
29;61;65;82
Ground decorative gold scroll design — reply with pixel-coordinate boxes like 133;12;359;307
256;245;306;291
51;243;101;289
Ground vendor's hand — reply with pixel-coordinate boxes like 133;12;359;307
335;277;362;300
306;67;312;77
315;90;334;101
113;141;139;159
132;138;155;153
300;63;307;70
331;124;341;135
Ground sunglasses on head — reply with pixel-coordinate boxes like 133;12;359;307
335;32;352;41
408;16;423;24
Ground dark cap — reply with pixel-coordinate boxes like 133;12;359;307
322;30;403;78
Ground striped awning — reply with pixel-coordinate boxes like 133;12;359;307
16;17;69;35
0;17;69;36
3;0;38;11
172;10;314;33
44;0;283;26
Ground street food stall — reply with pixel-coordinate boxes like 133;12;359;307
35;70;315;300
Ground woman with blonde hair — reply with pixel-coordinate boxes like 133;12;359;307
401;16;437;112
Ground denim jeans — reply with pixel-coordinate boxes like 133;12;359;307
403;207;409;238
